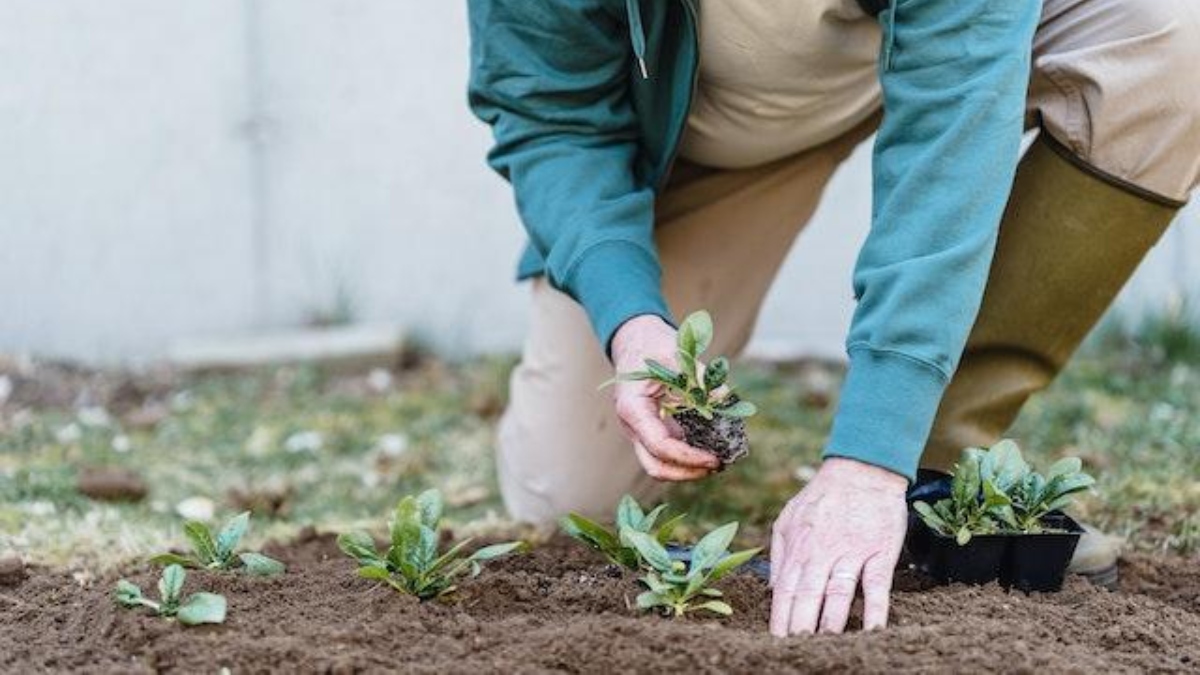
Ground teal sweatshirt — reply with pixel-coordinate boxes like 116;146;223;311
468;0;1042;481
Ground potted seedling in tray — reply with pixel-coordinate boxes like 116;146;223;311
908;440;1094;591
337;488;526;599
606;311;758;465
560;494;686;570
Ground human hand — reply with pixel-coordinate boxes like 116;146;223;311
609;314;721;481
769;457;908;636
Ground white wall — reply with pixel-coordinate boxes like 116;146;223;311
0;1;1196;364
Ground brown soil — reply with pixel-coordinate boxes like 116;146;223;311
676;407;749;465
76;467;150;503
2;533;1197;674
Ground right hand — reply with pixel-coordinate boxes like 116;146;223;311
609;314;721;481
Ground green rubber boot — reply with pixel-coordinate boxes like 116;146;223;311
921;134;1178;587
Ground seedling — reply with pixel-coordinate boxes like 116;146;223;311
607;311;757;464
151;511;285;576
623;521;760;617
114;564;227;625
914;440;1095;544
560;494;685;569
337;488;525;599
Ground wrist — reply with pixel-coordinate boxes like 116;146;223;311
611;314;674;366
820;457;909;494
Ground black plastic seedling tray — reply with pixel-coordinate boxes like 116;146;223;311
905;475;1083;592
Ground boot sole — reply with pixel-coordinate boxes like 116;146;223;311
1075;562;1119;591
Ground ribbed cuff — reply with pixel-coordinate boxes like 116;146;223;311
567;241;673;356
824;347;949;482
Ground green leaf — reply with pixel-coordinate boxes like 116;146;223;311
708;547;761;582
655;513;687;545
717;400;757;418
391;497;424;567
695;600;733;616
468;541;525;563
1046;456;1082;479
684;569;710;597
952;451;982;507
982;479;1011;508
560;513;621;556
428;537;474;574
114;579;145;607
991;504;1020;530
700;587;723;598
415;489;443;529
983;439;1029;491
676;350;697;392
690;522;737;574
412;525;439;571
358;565;392;582
635;590;666;611
1048;473;1096;499
913;501;949;533
616;495;645;532
387;545;419;582
703;357;729;391
336;531;381;565
680;311;714;359
159;564;186;604
183;521;219;566
621;530;673;572
238;552;285;576
956;527;972;546
644;360;685;388
149;553;198;568
215;512;251;561
599;371;660;389
639;503;668;532
176;592;227;625
640;573;674;595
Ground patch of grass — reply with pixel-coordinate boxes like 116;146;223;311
3;325;1198;569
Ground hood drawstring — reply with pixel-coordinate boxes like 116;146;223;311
625;0;649;78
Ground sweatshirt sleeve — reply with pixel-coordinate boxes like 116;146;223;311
467;0;672;352
824;0;1042;480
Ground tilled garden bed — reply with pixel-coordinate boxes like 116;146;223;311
2;533;1198;674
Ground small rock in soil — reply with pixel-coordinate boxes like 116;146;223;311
0;557;26;586
76;467;148;502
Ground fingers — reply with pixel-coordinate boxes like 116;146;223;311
817;561;860;634
769;544;803;636
631;441;710;482
770;524;785;590
787;553;833;636
861;552;897;631
616;395;719;470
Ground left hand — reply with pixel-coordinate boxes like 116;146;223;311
769;457;908;636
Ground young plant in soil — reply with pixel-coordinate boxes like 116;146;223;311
114;564;227;626
151;511;285;576
622;522;761;617
913;440;1095;544
560;494;685;570
607;310;757;465
337;488;525;600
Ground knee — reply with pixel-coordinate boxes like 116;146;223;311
1035;0;1200;200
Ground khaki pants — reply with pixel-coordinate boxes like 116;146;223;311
498;0;1200;524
